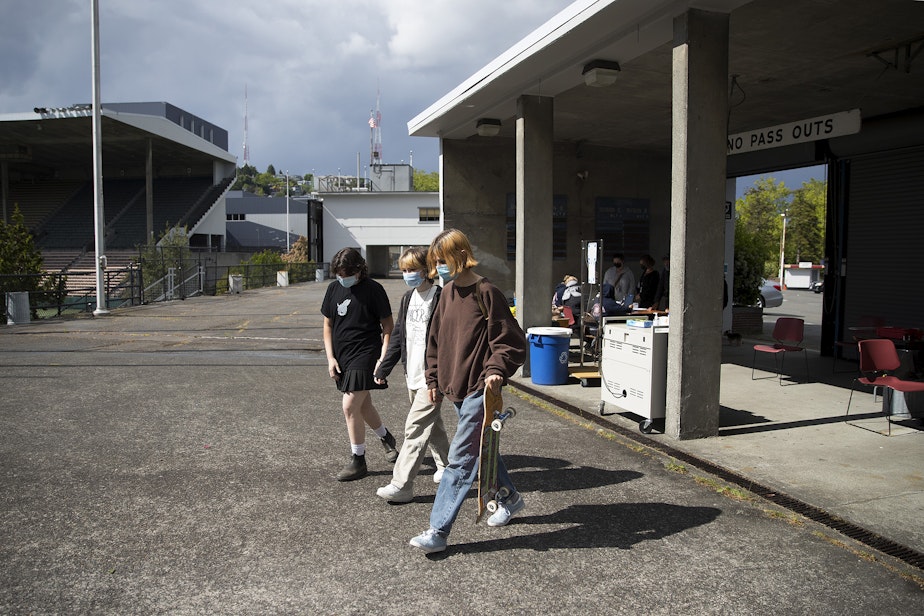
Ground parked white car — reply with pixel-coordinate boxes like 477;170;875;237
759;279;784;308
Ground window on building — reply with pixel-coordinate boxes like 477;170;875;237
226;213;245;221
505;193;568;261
552;195;568;261
418;207;440;222
594;197;650;259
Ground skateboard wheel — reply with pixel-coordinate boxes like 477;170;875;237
505;407;517;419
486;500;499;513
491;419;504;432
497;486;510;499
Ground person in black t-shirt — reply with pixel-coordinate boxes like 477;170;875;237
321;247;398;481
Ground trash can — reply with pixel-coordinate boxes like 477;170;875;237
527;327;572;385
6;292;30;325
228;274;243;294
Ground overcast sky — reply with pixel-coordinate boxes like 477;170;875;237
1;0;572;176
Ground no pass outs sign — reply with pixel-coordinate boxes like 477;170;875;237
727;109;861;155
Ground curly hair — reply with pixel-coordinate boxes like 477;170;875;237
330;247;368;279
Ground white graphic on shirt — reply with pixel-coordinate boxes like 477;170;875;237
337;298;351;316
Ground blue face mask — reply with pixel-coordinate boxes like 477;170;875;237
436;264;456;282
337;274;358;289
403;271;424;288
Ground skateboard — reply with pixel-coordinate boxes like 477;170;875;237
475;386;516;522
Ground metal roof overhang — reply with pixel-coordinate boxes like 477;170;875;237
0;108;234;177
408;0;924;157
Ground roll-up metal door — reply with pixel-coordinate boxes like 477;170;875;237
844;146;924;329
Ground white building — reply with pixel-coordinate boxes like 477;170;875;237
320;189;440;277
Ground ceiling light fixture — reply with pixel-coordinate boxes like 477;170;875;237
476;118;502;137
582;59;621;87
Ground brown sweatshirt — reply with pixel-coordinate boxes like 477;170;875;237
425;277;526;403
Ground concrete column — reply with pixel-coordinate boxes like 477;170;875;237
146;139;154;242
516;95;554;377
666;9;729;439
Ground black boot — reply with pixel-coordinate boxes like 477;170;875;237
380;430;399;463
336;454;367;481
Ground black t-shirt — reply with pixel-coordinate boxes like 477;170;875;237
321;278;392;370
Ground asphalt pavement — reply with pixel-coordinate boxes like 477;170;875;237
1;278;922;614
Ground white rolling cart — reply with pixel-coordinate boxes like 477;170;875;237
599;319;669;433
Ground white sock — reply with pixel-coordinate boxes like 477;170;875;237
373;425;388;438
351;443;366;456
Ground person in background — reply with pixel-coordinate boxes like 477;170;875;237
373;247;450;503
602;252;636;306
652;255;670;310
409;229;527;554
586;282;629;322
636;254;660;309
552;274;581;316
322;247;398;482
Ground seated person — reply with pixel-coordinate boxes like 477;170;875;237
586;283;631;322
552;275;582;317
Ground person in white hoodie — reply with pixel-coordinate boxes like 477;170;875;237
373;247;450;502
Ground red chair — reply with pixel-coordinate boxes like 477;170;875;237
846;338;924;435
751;317;808;385
562;305;576;328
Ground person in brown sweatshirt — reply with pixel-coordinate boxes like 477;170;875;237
409;229;527;554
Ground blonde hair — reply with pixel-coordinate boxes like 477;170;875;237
563;275;578;285
398;247;429;273
427;228;479;279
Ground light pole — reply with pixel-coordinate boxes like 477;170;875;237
91;0;108;315
285;170;290;252
779;212;788;289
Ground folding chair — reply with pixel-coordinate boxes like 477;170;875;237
751;317;809;385
846;338;924;435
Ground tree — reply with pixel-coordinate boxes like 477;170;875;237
785;178;826;263
266;164;276;176
282;235;311;263
139;224;192;295
733;218;768;306
413;169;439;192
244;249;284;267
0;206;64;318
735;177;791;278
0;206;43;278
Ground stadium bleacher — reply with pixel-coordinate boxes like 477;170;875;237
8;180;84;231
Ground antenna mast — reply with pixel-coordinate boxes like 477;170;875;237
369;90;382;167
242;84;250;167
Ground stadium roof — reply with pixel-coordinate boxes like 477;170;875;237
0;102;235;179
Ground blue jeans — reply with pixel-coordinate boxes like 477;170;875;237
429;388;515;536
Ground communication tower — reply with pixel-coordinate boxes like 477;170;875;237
369;91;382;169
242;84;250;167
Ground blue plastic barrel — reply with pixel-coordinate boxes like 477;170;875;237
527;327;572;385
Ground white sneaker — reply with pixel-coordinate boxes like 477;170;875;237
376;483;413;503
409;528;447;554
486;491;525;527
433;467;445;484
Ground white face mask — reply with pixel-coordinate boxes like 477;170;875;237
337;274;358;288
403;271;424;288
436;264;456;282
